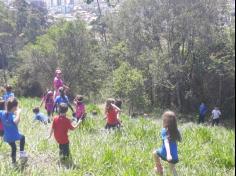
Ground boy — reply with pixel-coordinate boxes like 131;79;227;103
3;85;15;102
48;103;82;161
33;107;49;124
212;107;222;126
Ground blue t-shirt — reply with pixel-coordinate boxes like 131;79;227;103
3;92;15;102
158;128;179;161
34;112;48;122
199;104;207;116
0;110;22;143
54;95;69;105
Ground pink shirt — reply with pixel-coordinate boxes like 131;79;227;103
76;103;85;119
43;95;54;111
53;77;63;90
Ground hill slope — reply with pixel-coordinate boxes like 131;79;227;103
0;98;235;176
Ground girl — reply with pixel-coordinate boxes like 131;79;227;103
74;95;86;122
53;68;69;99
153;111;181;176
40;90;54;122
105;98;121;129
0;97;27;166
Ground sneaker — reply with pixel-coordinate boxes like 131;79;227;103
20;151;28;159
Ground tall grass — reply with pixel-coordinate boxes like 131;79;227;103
0;98;235;176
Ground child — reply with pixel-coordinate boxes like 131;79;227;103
73;95;86;122
105;98;121;129
48;103;82;161
40;90;54;122
53;87;74;114
3;85;15;102
0;97;27;166
211;107;222;126
199;102;207;124
0;97;5;139
153;111;181;176
33;107;49;124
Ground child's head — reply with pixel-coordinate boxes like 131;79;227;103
33;107;40;114
162;111;181;142
115;99;122;109
6;97;18;112
0;97;5;110
55;68;62;78
47;91;53;97
75;95;84;103
5;85;12;92
105;98;115;112
59;87;65;95
59;103;68;114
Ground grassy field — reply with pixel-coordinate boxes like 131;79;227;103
0;98;235;176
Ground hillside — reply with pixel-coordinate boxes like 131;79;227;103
0;98;235;176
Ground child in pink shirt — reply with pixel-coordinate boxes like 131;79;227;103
73;95;86;122
40;90;54;122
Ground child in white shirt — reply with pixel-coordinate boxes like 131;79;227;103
212;107;221;126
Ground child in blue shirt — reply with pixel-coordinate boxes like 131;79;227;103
0;97;27;166
153;111;182;176
3;85;15;102
33;107;49;124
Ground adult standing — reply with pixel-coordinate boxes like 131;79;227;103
199;102;207;124
53;68;69;99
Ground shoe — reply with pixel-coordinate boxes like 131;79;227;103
20;151;28;159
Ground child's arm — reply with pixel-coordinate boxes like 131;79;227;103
47;126;54;139
111;103;121;112
13;108;21;125
39;97;45;108
72;119;83;129
164;139;172;161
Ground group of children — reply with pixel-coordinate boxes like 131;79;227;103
0;68;222;175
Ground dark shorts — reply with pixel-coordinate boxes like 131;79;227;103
59;143;70;160
0;130;4;137
156;150;179;164
105;123;121;130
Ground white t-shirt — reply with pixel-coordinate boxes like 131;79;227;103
212;109;221;119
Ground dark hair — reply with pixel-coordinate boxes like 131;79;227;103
115;99;122;109
59;103;68;114
5;85;12;92
6;97;18;112
33;107;40;113
75;95;84;102
162;111;181;142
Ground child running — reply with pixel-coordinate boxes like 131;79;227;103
153;111;182;176
48;103;82;162
3;85;15;102
40;90;54;122
211;107;222;126
0;97;27;166
105;98;121;130
73;95;86;122
53;87;74;114
33;107;49;124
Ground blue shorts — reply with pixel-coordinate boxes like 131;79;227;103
156;149;179;164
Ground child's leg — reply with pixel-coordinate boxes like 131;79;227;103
153;151;163;175
8;142;17;163
169;163;178;176
20;135;25;152
59;143;70;160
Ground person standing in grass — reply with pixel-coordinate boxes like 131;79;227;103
48;103;82;162
53;68;69;99
73;95;86;122
0;97;27;166
153;111;182;176
3;85;15;102
105;98;121;130
53;87;74;115
199;102;207;124
40;90;54;122
211;107;222;126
